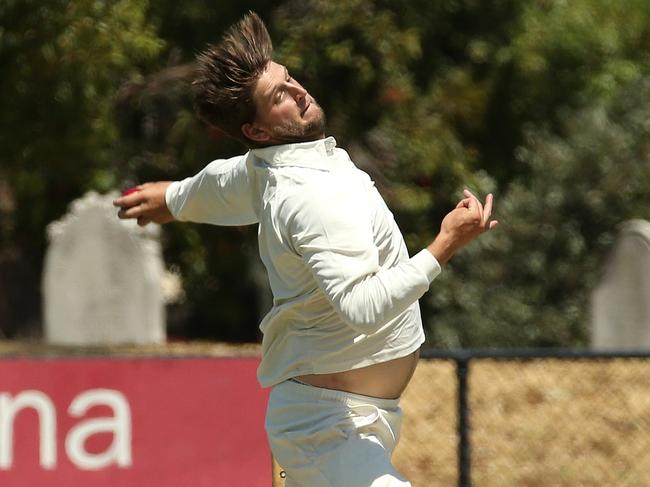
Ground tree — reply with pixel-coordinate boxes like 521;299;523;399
114;2;278;342
3;0;650;345
0;0;163;336
419;0;650;347
426;77;650;347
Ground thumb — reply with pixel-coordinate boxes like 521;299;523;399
456;198;472;209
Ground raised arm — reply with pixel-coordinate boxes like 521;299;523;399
113;153;259;227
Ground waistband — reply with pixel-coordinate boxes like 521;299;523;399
282;378;401;410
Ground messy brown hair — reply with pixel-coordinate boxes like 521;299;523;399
193;12;273;145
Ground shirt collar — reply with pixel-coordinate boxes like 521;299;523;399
251;136;338;171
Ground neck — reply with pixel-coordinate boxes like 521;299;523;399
260;132;326;147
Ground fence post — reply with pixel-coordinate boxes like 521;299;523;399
457;356;471;487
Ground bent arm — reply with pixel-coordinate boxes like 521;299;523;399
288;185;441;334
290;185;497;334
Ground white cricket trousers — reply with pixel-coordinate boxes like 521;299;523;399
266;379;412;487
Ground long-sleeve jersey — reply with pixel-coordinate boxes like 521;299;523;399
165;137;441;387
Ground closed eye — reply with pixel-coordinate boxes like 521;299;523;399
272;67;293;103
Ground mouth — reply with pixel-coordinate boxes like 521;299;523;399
301;102;311;117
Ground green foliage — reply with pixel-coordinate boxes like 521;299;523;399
511;0;649;103
426;78;650;347
0;0;162;335
2;0;650;344
0;0;163;249
147;0;277;63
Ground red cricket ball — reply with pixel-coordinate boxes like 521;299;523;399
122;187;140;196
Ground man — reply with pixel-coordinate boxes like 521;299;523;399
114;12;497;487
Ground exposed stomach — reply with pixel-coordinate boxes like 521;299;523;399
295;347;420;399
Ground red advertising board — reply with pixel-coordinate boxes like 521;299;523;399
0;357;271;487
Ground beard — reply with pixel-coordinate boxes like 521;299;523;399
269;102;327;144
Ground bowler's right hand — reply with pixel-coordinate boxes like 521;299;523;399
113;181;174;227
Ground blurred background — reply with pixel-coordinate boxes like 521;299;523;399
1;0;650;347
3;2;650;486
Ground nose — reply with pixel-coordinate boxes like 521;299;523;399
288;82;307;103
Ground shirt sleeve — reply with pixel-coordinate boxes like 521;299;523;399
165;153;258;226
286;178;441;334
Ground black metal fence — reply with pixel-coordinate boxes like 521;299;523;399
395;348;650;487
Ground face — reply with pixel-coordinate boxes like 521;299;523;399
243;61;326;145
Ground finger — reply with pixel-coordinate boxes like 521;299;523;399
118;204;144;219
465;189;483;221
456;197;472;209
483;193;494;225
463;188;480;201
137;216;151;227
488;220;499;230
113;190;145;208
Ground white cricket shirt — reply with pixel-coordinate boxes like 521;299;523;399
165;137;441;387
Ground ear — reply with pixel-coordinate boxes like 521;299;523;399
241;122;272;143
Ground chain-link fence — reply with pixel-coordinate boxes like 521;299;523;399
395;349;650;487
